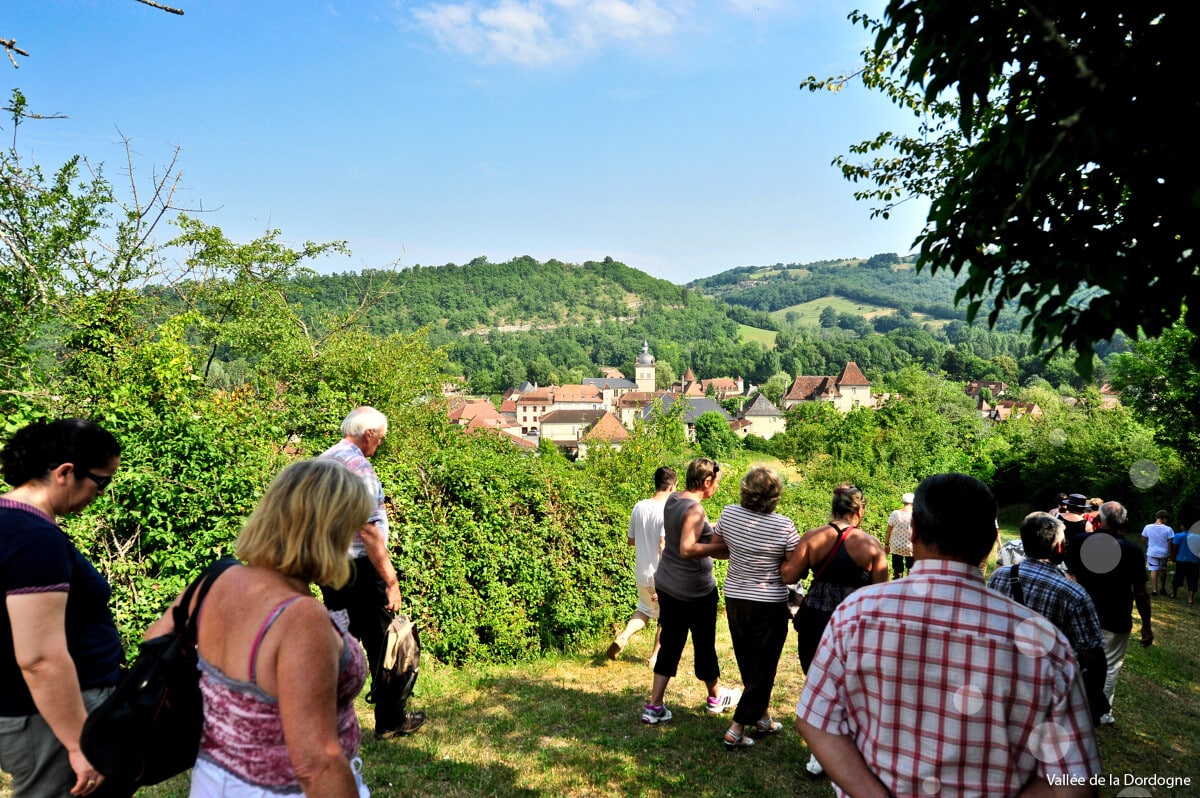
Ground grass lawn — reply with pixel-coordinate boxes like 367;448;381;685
126;583;1197;798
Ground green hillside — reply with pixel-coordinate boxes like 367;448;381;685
137;249;1119;396
736;323;778;349
769;297;896;327
690;252;978;325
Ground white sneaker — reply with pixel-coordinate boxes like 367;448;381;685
806;754;825;775
706;686;742;714
1099;712;1115;725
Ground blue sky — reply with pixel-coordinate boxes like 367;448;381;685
5;0;925;284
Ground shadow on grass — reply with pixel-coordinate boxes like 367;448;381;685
360;627;822;798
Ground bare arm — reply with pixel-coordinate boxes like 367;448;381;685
679;505;726;559
8;593;105;796
795;717;890;798
780;538;809;584
869;543;890;583
276;599;360;798
360;520;402;612
884;522;894;553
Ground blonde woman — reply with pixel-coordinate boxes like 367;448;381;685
145;459;374;797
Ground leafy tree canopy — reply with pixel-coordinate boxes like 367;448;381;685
809;3;1197;373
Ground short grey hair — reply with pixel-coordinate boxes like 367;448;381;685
1020;512;1065;559
1099;500;1127;529
341;406;388;438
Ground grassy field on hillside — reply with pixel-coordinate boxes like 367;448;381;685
769;296;895;326
736;323;778;348
120;577;1197;798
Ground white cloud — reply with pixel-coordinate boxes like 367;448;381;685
410;4;487;56
406;0;683;66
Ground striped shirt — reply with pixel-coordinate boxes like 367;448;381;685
714;504;799;603
797;559;1100;797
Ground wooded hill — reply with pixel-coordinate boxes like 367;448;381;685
689;252;970;322
255;252;1117;394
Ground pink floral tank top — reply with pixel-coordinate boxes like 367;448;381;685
195;599;366;791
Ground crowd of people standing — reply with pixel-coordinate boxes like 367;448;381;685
609;458;1187;797
2;411;1190;798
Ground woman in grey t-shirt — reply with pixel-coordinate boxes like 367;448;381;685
640;458;741;726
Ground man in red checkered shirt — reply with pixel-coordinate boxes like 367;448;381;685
795;473;1101;797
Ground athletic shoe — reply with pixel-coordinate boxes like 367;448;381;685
1099;712;1115;725
806;753;825;775
706;686;742;714
606;640;623;660
641;704;673;724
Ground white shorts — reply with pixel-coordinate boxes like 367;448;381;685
1147;555;1167;571
190;756;369;797
636;585;660;619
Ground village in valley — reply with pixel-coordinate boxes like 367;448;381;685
444;340;1120;458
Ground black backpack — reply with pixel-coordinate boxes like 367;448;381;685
81;557;239;789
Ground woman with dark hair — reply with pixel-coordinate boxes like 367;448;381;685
641;458;741;726
712;466;799;749
783;483;887;774
0;419;122;797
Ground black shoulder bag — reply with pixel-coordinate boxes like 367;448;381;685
82;557;239;789
791;524;851;631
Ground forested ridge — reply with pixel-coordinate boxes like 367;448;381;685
154;250;1125;395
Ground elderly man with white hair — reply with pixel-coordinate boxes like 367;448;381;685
320;406;425;737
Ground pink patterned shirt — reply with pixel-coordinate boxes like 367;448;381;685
195;602;366;791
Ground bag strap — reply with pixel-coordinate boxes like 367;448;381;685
811;524;853;584
1008;563;1025;606
171;557;241;644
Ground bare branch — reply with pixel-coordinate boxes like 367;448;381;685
1;39;30;68
0;227;50;306
134;0;185;15
5;1;184;70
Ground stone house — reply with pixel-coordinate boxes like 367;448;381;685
781;361;872;412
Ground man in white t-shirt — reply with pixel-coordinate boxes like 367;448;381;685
1142;510;1174;596
607;466;677;665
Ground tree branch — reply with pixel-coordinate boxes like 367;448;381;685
1;39;29;68
134;0;185;15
